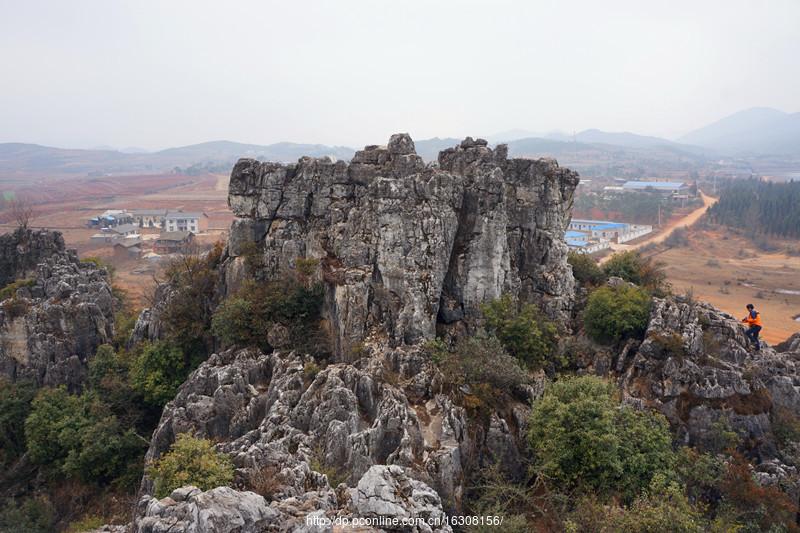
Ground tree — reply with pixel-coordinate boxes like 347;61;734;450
147;434;235;498
9;198;35;230
528;376;675;500
583;284;651;344
130;341;188;407
480;294;557;369
0;496;55;533
568;252;606;286
24;387;145;484
0;379;36;466
602;251;667;294
211;277;326;355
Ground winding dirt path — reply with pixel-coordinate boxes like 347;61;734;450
599;191;717;264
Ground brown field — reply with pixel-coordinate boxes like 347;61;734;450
648;228;800;345
1;172;232;309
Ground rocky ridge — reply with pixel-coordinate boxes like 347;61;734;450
0;229;114;390
223;133;578;356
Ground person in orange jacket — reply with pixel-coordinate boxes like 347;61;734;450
742;303;762;350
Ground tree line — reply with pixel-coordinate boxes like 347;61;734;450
709;178;800;238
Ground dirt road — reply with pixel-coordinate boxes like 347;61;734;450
599;192;717;264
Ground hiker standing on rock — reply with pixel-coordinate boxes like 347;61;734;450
742;303;763;351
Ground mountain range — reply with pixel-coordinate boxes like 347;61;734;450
1;107;797;176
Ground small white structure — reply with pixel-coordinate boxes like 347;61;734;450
565;230;610;254
569;219;652;244
109;224;140;238
130;209;167;228
622;181;688;196
164;211;207;234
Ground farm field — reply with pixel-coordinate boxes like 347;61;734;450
1;172;232;308
651;228;800;345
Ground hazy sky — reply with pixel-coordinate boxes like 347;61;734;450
1;0;798;150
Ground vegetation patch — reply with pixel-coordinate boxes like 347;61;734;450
528;376;675;503
146;433;234;499
583;284;651;344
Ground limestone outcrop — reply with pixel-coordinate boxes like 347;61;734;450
135;485;278;533
138;343;534;523
223;134;578;357
619;296;800;459
0;231;114;390
0;227;64;287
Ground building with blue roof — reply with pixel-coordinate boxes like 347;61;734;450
569;218;653;245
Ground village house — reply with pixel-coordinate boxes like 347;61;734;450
154;231;194;254
113;239;143;260
87;210;133;228
130;209;167;228
164;211;208;234
108;223;141;238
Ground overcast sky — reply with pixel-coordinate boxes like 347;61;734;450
1;0;798;150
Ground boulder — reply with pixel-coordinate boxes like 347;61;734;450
135;486;278;533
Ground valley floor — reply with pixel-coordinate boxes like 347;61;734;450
653;228;800;344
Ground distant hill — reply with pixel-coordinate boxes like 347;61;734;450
413;137;462;161
505;136;705;159
679;107;800;155
0;140;356;176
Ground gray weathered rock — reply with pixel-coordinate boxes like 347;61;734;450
619;296;800;457
349;465;452;533
135;485;278;533
223;134;578;357
0;234;114;390
0;228;64;286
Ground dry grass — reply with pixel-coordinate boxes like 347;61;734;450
653;227;800;344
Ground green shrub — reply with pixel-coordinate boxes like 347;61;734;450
566;475;705;533
568;252;606;286
480;294;557;369
441;336;530;392
464;464;533;533
211;278;325;355
772;406;800;447
429;336;530;414
160;251;220;360
0;496;55;533
528;376;675;501
130;341;189;407
583;285;651;344
88;345;155;432
0;379;36;466
66;515;105;533
147;433;234;498
24;387;145;484
602;251;668;294
0;277;35;301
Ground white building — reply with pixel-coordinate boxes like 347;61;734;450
622;181;688;196
164;212;207;234
130;209;167;228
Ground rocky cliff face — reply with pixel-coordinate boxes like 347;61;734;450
0;227;64;287
0;230;114;390
224;134;578;356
